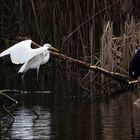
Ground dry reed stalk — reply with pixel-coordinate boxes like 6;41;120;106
98;17;140;92
100;21;113;83
1;0;140;94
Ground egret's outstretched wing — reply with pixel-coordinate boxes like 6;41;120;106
0;40;32;64
18;52;45;73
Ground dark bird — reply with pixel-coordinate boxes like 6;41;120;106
129;48;140;79
128;47;140;91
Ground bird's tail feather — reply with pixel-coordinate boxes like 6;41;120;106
18;63;27;73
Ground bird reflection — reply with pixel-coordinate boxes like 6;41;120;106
9;106;51;139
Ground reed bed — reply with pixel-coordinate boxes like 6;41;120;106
0;0;140;94
81;17;140;94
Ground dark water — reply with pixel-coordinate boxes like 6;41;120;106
1;67;140;139
1;90;140;140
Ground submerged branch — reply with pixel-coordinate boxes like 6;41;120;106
33;111;40;119
3;105;15;121
0;91;18;105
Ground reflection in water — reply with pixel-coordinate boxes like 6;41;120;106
51;93;140;140
11;107;51;139
1;100;51;139
51;99;103;140
1;68;140;139
1;91;140;139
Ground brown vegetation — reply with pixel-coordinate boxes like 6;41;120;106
1;0;140;93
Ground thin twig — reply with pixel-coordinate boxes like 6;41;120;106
33;111;40;119
2;105;14;121
0;91;18;104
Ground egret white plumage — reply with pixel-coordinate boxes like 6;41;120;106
0;39;58;79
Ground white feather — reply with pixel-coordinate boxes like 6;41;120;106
0;40;52;77
0;40;32;64
18;49;47;73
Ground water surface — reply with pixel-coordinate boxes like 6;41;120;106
1;90;140;140
0;67;140;139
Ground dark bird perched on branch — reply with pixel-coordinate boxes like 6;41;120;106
129;47;140;79
129;47;140;91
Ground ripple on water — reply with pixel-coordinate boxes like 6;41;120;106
2;105;52;139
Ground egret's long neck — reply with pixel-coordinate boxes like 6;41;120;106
29;47;45;58
42;51;50;65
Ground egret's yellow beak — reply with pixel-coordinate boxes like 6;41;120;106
48;47;59;52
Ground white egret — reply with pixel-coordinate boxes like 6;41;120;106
0;39;58;79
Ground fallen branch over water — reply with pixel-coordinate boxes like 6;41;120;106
15;37;134;85
31;41;133;84
51;51;131;82
128;80;140;84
